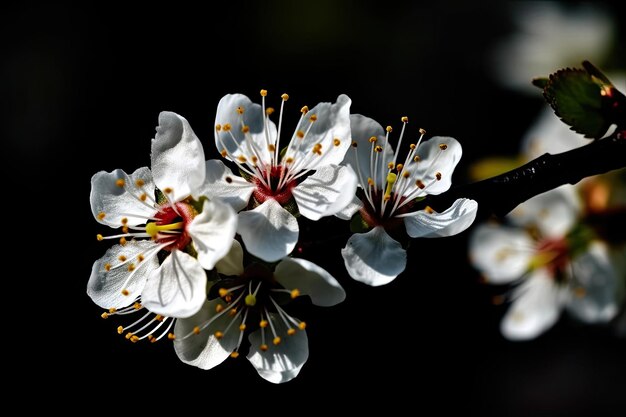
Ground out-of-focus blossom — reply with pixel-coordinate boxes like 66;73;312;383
339;114;477;286
204;91;357;262
173;241;345;383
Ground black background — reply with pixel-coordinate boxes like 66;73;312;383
7;1;626;414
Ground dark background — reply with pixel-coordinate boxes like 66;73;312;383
6;1;625;414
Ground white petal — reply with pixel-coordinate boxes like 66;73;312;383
408;136;462;196
508;185;581;238
345;114;394;189
401;198;478;238
142;250;207;318
565;241;620;323
214;94;275;165
341;226;406;286
468;223;535;284
198;160;255;212
237;199;298;262
521;107;590;159
187;198;238;270
334;196;363;220
292;164;358;221
151;112;206;202
286;94;351;170
173;298;241;370
215;240;244;277
87;240;159;309
274;258;346;307
247;313;309;384
90;167;156;227
501;269;564;341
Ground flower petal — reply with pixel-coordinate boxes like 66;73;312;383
173;298;241;370
274;258;346;307
198;159;255;212
151;111;206;202
90;167;156;227
292;164;358;221
237;199;298;262
565;241;620;323
341;226;406;286
215;94;275;165
215;240;245;277
521;107;590;159
247;313;309;384
507;185;581;238
187;198;238;270
407;136;462;196
142;250;207;318
468;223;535;284
501;269;564;340
345;114;395;189
287;94;351;170
334;196;363;220
401;198;478;238
87;240;159;309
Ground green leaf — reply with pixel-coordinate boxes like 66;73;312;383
532;77;549;89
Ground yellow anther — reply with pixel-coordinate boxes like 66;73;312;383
401;116;408;123
251;155;258;165
402;171;410;178
193;326;201;335
115;179;125;188
121;217;128;225
285;157;294;164
309;114;317;122
230;351;240;358
260;320;268;328
127;263;135;272
146;221;184;238
98;212;106;220
101;312;109;319
287;328;297;336
273;336;282;345
168;333;176;340
225;295;232;303
155;315;164;322
122;226;129;234
215;124;222;132
424;206;434;214
351;141;358;147
222;123;232;132
117;326;124;334
242;125;250;133
435;172;442;181
439;143;448;150
413;155;421;162
260;89;268;97
301;105;309;114
218;288;229;297
148;335;157;343
236;106;244;115
386;126;393;133
369;136;377;143
118;255;127;262
133;302;142;310
396;163;404;172
130;335;139;343
281;93;289;101
260;344;269;351
163;187;173;194
125;332;133;340
290;289;300;299
104;263;111;272
109;308;117;313
296;130;305;139
140;193;147;201
135;179;145;187
268;144;276;152
266;107;275;116
121;289;130;296
239;324;247;331
312;143;322;155
137;254;145;262
220;149;228;158
367;177;375;186
245;294;257;306
387;162;395;169
215;304;224;313
374;145;383;153
415;179;425;189
419;128;426;135
97;234;104;241
491;295;505;306
409;143;416;150
229;308;238;317
214;331;224;339
298;322;307;330
574;287;587;298
333;138;341;146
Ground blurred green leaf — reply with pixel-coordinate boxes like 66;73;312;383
532;77;549;89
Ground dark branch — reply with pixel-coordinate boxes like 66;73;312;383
424;131;626;219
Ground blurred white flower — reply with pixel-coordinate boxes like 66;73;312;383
88;112;237;319
173;241;345;383
492;2;614;93
469;185;621;340
340;114;477;286
204;91;357;262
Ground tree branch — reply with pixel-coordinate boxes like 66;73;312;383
425;131;626;219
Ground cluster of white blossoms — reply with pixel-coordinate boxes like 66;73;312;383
88;91;477;383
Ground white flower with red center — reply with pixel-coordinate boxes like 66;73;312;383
172;241;345;383
202;90;357;262
469;185;621;340
88;112;237;319
339;114;478;286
